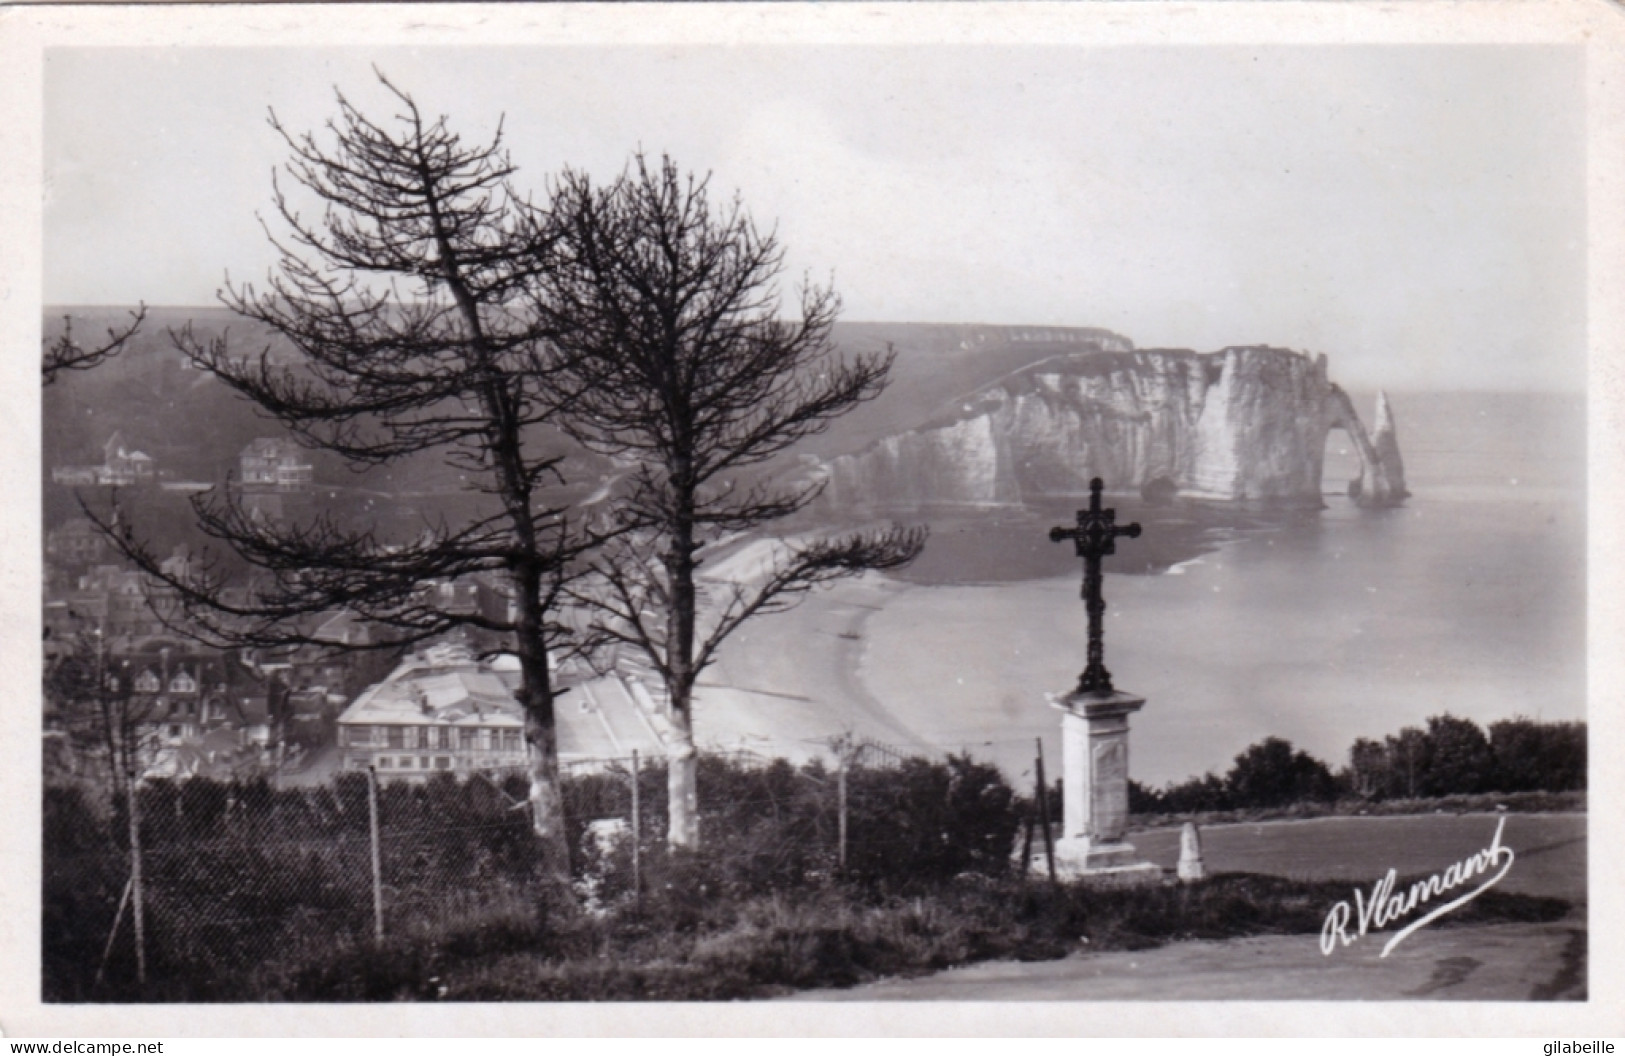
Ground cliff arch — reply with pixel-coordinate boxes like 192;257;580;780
1326;386;1409;507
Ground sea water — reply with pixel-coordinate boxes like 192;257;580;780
856;391;1587;786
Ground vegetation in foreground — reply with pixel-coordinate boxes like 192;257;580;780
47;751;1574;1003
274;872;1569;1003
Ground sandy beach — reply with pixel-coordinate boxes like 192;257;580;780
689;572;932;761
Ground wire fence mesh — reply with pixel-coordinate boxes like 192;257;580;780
42;740;1028;1001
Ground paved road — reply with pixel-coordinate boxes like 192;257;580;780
789;813;1588;1002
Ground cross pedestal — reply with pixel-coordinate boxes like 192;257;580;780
1048;688;1161;881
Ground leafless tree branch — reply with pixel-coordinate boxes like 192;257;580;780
42;305;147;384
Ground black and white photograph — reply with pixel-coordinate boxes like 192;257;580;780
4;0;1623;1037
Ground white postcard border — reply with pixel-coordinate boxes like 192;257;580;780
2;0;1622;1037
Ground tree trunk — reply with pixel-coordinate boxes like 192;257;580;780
524;706;572;882
665;482;702;850
507;555;572;882
666;707;700;850
509;574;572;884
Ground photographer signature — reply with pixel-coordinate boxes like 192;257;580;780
1320;815;1515;958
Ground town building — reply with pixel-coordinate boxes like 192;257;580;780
67;564;182;640
249;609;378;696
45;518;109;568
336;641;530;780
335;635;685;783
93;642;282;781
239;610;395;750
102;431;156;487
239;437;314;491
50;430;156;487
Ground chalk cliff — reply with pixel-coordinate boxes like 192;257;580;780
818;345;1407;509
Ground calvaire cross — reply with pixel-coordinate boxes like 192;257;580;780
1050;477;1142;696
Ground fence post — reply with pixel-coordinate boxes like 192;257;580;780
127;772;146;985
367;764;383;944
1034;738;1057;887
836;758;849;874
94;876;133;990
1020;814;1034;881
630;749;642;907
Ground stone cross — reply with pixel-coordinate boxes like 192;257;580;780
1049;477;1141;696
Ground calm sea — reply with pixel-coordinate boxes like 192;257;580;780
855;391;1587;786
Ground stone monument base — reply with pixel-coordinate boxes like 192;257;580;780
1050;836;1162;883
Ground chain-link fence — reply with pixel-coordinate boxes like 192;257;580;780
43;742;1027;1001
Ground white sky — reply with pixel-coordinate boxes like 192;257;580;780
44;44;1585;391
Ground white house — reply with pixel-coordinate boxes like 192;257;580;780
336;641;530;780
239;437;314;491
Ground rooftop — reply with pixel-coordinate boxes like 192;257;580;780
339;645;525;729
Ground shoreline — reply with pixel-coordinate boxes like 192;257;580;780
692;572;932;759
703;560;1587;798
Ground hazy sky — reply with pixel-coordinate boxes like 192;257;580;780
44;45;1585;391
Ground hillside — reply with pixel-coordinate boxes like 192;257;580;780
41;309;1137;518
40;306;611;537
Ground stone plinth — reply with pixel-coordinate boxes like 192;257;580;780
1048;688;1161;881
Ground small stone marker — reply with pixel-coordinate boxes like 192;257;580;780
1177;822;1206;882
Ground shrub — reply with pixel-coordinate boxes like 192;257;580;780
42;785;126;1001
843;754;1022;885
1225;737;1338;808
1489;718;1586;793
1419;714;1494;797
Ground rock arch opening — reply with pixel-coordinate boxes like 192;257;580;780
1325;386;1410;507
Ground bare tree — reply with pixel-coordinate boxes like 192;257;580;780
89;74;594;878
45;626;154;799
44;623;157;981
538;155;926;849
42;306;147;384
